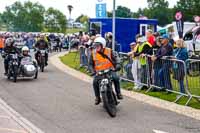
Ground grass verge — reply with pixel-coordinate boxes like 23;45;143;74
66;28;86;34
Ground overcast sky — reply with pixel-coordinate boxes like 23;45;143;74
0;0;179;19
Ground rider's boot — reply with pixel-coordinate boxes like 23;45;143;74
4;65;8;75
95;97;101;105
117;93;123;100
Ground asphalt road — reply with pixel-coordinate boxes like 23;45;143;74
0;54;200;133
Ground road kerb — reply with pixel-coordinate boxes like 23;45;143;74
0;96;45;133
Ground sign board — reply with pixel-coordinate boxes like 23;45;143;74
175;11;184;38
96;3;107;18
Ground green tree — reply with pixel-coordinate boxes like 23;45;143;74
76;14;89;23
132;0;173;26
146;0;173;26
0;13;3;25
107;11;112;17
2;1;45;32
45;7;67;33
132;8;149;18
106;6;132;18
76;14;84;22
175;0;200;21
115;6;132;18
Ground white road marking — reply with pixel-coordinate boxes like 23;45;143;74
153;129;169;133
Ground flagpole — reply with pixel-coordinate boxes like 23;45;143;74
112;0;116;51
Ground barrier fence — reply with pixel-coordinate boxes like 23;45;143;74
185;59;200;105
118;52;200;106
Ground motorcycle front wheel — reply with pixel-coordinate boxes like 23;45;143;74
101;89;117;117
12;65;18;82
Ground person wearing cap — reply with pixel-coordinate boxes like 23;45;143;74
151;34;173;91
128;41;142;90
151;36;166;90
133;36;152;88
89;36;123;105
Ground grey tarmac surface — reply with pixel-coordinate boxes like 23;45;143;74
0;55;200;133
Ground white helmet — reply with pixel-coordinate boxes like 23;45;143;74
94;37;106;48
22;46;29;52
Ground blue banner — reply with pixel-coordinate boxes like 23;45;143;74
96;3;107;18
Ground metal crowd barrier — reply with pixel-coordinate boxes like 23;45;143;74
118;52;200;106
118;52;149;88
185;59;200;105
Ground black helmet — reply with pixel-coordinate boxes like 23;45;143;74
5;38;14;47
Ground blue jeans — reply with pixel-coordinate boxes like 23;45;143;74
160;66;172;90
179;80;185;93
154;68;163;87
79;47;87;66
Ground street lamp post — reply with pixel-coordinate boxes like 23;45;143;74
112;0;116;51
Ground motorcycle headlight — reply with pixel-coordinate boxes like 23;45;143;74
101;79;109;84
13;61;18;65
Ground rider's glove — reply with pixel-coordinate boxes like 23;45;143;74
90;72;96;77
115;64;121;72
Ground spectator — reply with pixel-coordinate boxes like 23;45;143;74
0;35;5;53
85;35;96;73
128;41;142;89
134;36;152;87
146;30;156;47
151;37;164;90
105;32;113;49
26;34;35;49
79;34;89;67
151;34;173;91
172;39;188;94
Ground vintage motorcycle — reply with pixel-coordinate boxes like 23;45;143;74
96;69;119;117
6;54;38;82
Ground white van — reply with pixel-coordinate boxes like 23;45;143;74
184;26;200;57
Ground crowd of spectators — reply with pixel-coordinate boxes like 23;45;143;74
0;32;75;53
126;30;189;96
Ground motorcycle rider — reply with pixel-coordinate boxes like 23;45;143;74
21;46;31;58
34;35;49;66
3;38;20;75
89;37;123;105
21;46;37;70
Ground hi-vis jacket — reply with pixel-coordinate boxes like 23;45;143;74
90;48;119;72
0;38;4;49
